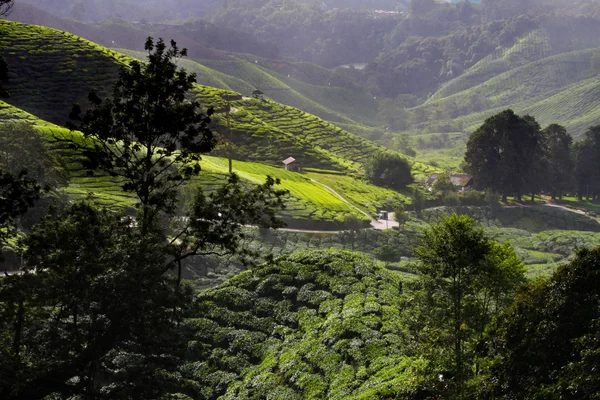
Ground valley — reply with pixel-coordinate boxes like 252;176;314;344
2;1;600;398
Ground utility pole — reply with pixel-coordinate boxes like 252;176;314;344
227;100;232;174
225;96;233;174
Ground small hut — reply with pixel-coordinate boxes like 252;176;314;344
282;157;302;172
426;173;474;193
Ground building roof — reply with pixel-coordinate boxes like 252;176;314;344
425;174;440;186
282;157;296;165
426;173;473;187
450;174;473;187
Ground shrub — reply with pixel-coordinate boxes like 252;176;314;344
442;192;460;206
460;190;487;206
365;153;413;191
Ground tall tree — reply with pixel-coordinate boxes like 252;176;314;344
542;124;574;200
67;37;287;270
1;36;288;398
412;214;524;397
68;37;216;233
574;126;600;200
464;109;543;202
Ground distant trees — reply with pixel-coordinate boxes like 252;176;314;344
365;153;413;190
464;110;600;202
574;126;600;200
410;0;437;15
543;124;574;200
465;110;543;202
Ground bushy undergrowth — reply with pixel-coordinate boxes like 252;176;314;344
183;250;426;399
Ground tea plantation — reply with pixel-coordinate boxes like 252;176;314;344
184;250;425;399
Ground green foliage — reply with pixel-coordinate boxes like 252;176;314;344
373;244;401;264
412;186;425;214
542;124;574;199
183;250;426;399
393;203;410;228
67;37;215;230
213;1;400;68
465;109;543;201
433;171;455;194
0;201;193;398
0;122;67;189
412;214;525;395
365;152;413;191
574;125;600;200
482;247;600;398
0;170;40;259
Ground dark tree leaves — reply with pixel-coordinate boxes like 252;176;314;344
365;152;413;191
67;37;216;229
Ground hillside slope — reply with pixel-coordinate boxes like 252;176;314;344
9;4;382;135
412;27;600;139
1;98;404;226
184;250;425;399
0;20;423;226
0;20;437;179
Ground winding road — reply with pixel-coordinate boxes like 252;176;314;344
308;178;399;230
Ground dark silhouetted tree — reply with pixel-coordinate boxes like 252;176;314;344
465;110;543;202
542;124;574;200
365;153;413;191
574;126;600;200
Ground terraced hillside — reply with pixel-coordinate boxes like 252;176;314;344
0;99;400;226
8;5;382;136
185;250;424;399
0;20;438;179
412;27;600;140
117;48;379;132
0;20;130;125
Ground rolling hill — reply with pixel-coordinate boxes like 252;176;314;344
0;19;427;227
8;3;383;138
412;25;600;140
184;250;425;399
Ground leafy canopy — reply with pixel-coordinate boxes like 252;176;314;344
412;213;525;396
465;109;543;200
68;37;215;227
365;152;413;191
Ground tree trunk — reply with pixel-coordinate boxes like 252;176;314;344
531;193;535;202
502;194;507;203
13;299;24;357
